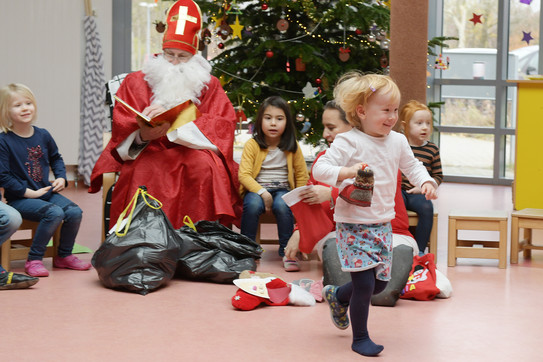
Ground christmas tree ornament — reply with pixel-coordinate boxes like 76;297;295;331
230;15;244;39
218;42;225;49
226;0;242;15
211;14;224;29
315;78;322;85
154;21;166;33
339;47;351;62
277;18;289;32
368;34;376;42
355;28;363;35
380;53;388;68
380;39;390;50
266;50;274;58
321;77;330;91
262;3;268;11
434;53;450;70
302;82;318;99
286;59;291;72
235;107;247;123
296;113;305;122
219;22;232;40
300;120;311;133
295;57;306;71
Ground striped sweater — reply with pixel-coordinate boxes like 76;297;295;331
402;141;443;191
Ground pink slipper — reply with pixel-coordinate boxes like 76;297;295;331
282;256;300;272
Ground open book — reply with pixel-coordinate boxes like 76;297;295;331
114;95;200;132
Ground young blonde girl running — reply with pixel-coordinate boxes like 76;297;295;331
238;96;308;271
313;73;437;356
0;84;91;277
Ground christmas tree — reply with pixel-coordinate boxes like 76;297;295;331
197;0;390;145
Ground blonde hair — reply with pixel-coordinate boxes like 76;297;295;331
399;100;432;135
333;71;400;130
0;83;38;133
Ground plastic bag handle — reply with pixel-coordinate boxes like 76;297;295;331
115;187;162;237
183;215;197;232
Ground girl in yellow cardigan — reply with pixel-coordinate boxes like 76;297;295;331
238;96;309;271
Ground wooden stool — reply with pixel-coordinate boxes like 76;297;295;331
510;208;543;264
255;212;278;244
448;210;508;269
407;210;438;257
0;220;61;271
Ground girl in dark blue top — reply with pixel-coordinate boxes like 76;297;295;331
0;83;91;277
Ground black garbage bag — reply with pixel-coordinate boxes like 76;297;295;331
175;220;263;284
92;187;181;295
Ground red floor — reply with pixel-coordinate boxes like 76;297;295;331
2;182;543;361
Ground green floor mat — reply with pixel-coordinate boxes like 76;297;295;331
46;240;93;254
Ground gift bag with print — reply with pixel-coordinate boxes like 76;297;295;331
400;253;440;301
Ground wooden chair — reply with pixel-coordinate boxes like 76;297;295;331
0;219;61;272
101;131;117;242
510;208;543;263
447;209;508;269
255;212;279;244
407;210;438;257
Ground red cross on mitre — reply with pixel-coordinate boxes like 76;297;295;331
163;0;203;55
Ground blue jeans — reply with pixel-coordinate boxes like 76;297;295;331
240;189;294;257
402;190;434;253
0;203;23;272
9;193;83;260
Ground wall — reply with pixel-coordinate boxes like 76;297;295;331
0;0;113;171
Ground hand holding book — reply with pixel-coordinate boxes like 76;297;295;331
114;95;201;133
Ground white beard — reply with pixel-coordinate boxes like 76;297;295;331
142;54;212;109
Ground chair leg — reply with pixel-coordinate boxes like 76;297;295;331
1;240;11;272
510;216;519;264
447;218;457;267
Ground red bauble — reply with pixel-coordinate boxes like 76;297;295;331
266;50;274;58
355;28;362;35
218;43;225;49
315;78;322;85
262;3;268;10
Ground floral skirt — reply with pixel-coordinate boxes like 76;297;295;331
336;222;392;281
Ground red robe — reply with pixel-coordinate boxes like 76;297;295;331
89;71;242;228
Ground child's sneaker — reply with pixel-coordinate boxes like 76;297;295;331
53;255;91;271
322;285;349;329
25;260;49;277
0;271;39;289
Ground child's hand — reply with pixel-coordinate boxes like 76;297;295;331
406;186;422;194
421;182;438;200
261;191;273;212
301;185;331;205
51;178;66;193
24;186;52;199
338;163;366;182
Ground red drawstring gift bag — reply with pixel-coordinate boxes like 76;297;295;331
282;186;334;254
400;253;440;301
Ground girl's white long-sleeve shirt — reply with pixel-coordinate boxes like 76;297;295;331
312;128;436;225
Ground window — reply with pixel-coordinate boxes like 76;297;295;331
429;0;540;184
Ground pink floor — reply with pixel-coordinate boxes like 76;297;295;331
2;182;543;361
